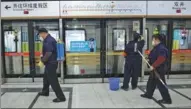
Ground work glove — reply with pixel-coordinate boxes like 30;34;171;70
38;60;44;68
38;54;44;67
122;52;127;57
150;66;154;71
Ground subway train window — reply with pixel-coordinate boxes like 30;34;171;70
3;22;30;75
65;20;101;75
33;21;59;74
171;20;191;72
106;20;141;75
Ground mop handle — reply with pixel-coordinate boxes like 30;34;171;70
137;51;151;68
137;50;167;88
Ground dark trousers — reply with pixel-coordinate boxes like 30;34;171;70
123;58;142;88
146;71;171;101
42;63;65;99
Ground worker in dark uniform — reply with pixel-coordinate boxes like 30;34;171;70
38;28;66;103
121;32;145;91
141;34;172;104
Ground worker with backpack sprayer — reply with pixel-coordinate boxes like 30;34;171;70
38;28;66;103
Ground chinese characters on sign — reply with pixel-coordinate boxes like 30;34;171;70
71;41;88;48
1;1;59;17
13;2;48;11
1;1;191;17
172;1;186;13
174;2;184;7
147;1;191;15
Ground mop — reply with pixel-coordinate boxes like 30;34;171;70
137;50;168;89
18;68;36;92
19;61;44;92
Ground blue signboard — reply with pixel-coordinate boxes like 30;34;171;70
70;41;96;52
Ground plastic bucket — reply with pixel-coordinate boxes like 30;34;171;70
109;77;120;91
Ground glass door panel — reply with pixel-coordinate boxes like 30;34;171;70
33;21;60;75
146;20;168;50
171;20;191;72
65;20;101;76
3;22;30;76
105;20;141;76
145;20;168;72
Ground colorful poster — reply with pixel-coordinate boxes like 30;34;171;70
173;29;180;40
173;29;190;49
22;42;29;52
70;41;96;52
35;42;42;52
173;29;180;49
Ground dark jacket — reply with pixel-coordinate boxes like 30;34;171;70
42;34;57;65
148;43;169;73
124;40;145;60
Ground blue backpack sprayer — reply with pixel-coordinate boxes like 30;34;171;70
56;39;65;62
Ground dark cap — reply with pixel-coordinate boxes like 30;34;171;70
38;28;48;34
133;31;141;41
152;34;166;43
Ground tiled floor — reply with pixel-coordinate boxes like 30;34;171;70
1;79;191;108
2;92;37;108
33;92;70;108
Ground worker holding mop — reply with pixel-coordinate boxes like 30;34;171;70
121;32;145;91
140;34;172;104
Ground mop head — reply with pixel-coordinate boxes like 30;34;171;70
22;88;28;92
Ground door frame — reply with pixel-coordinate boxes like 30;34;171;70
145;18;172;77
62;18;105;81
1;20;33;78
103;18;143;79
146;18;191;75
62;18;144;82
1;19;60;79
170;19;191;74
32;19;60;77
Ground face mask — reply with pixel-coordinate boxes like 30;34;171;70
39;37;44;41
152;40;155;46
